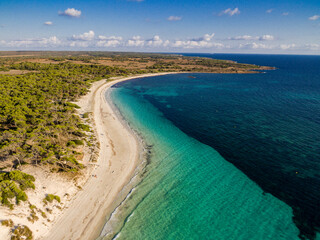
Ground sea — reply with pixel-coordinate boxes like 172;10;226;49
101;54;320;240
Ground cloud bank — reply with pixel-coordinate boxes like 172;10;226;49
228;35;274;41
1;31;319;53
72;30;95;41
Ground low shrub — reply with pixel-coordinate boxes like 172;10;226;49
66;141;76;147
83;112;90;118
64;102;81;109
78;124;90;132
11;225;33;240
0;171;35;208
1;219;14;227
27;213;38;223
43;194;61;204
41;211;47;218
72;139;84;145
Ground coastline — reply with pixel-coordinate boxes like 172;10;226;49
43;72;178;240
0;53;316;239
92;71;302;240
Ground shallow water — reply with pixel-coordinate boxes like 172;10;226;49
101;54;320;240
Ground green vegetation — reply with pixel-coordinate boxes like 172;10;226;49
27;212;39;223
82;112;90;118
0;170;35;208
78;124;90;132
29;204;36;210
11;225;33;240
41;210;47;218
46;208;52;213
147;61;182;71
27;203;40;223
194;58;259;69
0;219;33;240
1;219;14;227
0;61;143;173
66;139;84;147
72;139;84;146
65;102;81;109
43;194;61;205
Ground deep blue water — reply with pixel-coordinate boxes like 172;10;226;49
180;54;320;239
106;54;320;240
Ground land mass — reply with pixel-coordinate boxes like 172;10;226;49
0;51;274;75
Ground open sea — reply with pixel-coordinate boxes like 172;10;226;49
102;54;320;240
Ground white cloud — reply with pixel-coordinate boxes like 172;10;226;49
143;35;170;48
59;8;81;18
280;44;296;50
172;33;223;49
309;15;320;21
259;34;274;41
191;33;215;42
127;36;145;47
239;42;273;49
229;34;274;41
305;44;320;50
1;36;61;48
146;35;164;47
167;16;182;21
98;35;122;41
220;8;240;16
282;12;289;16
96;35;123;47
44;21;53;26
40;36;61;45
70;41;90;48
229;35;256;40
3;32;317;53
72;30;95;41
239;42;298;51
163;40;170;47
266;9;273;14
96;40;121;47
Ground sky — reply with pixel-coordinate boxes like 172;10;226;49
0;0;319;54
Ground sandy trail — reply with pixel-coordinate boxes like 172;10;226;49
43;73;175;240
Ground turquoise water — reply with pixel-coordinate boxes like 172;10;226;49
103;84;300;240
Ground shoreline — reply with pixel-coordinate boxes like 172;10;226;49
43;72;178;240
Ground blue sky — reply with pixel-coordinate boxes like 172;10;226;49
0;0;319;54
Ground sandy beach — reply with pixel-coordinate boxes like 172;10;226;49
38;72;175;240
